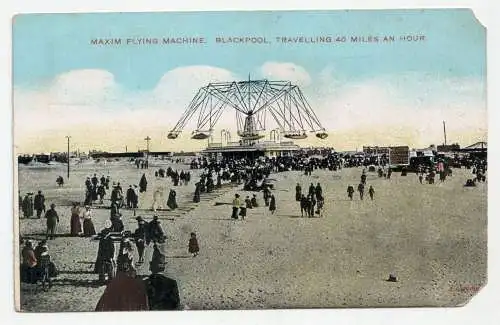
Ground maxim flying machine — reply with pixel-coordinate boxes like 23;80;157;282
167;78;328;143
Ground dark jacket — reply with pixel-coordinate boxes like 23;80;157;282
34;194;45;211
143;274;181;310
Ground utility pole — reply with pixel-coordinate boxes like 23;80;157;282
65;136;71;179
443;121;447;146
144;136;151;163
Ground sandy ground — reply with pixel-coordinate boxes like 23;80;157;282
16;161;487;311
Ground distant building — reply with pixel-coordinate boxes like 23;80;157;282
461;141;487;159
202;141;301;160
437;144;460;152
90;152;145;159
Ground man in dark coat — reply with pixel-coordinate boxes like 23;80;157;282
126;185;135;209
308;183;315;197
357;183;365;200
148;216;166;245
116;182;123;194
85;177;92;190
91;174;99;187
132;185;139;208
22;193;34;218
315;183;323;200
143;244;181;310
361;174;367;185
33;191;45;218
111;214;125;233
295;183;302;202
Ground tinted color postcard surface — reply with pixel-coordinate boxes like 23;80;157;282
13;9;486;311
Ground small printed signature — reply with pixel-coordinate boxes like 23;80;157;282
450;284;482;293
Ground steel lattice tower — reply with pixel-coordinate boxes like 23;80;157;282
167;79;328;141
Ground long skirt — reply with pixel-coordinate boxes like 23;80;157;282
70;214;82;236
231;207;239;219
83;218;96;237
295;192;301;201
167;199;177;210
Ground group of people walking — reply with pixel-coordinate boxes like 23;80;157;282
296;183;325;217
231;190;275;220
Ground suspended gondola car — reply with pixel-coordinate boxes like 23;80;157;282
191;131;211;140
315;131;328;139
237;131;265;141
283;132;308;140
167;132;179;139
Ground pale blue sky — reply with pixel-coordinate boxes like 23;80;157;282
13;9;485;90
13;9;487;153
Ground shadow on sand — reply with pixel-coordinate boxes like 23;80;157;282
51;278;103;288
277;214;321;219
22;233;80;239
58;270;95;275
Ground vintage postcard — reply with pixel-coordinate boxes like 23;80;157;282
13;9;487;312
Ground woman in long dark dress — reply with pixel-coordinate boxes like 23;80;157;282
82;206;97;237
295;183;302;202
167;190;178;210
70;203;82;236
193;183;201;203
139;174;148;193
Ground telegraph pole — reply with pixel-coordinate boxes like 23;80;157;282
65;136;71;179
144;136;151;165
443;121;447;145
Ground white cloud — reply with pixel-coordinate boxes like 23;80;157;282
48;69;119;106
259;62;312;87
153;65;238;103
305;71;486;147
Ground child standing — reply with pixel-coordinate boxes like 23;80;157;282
188;232;199;257
368;185;375;200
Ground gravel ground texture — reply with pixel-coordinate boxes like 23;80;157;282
15;161;487;311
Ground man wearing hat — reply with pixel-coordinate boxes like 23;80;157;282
134;216;149;264
33;190;45;219
147;215;165;245
44;203;59;240
34;239;48;261
143;244;180;310
111;213;124;233
21;193;34;219
94;220;115;282
126;185;135;209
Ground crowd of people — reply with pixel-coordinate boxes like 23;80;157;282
18;149;487;310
